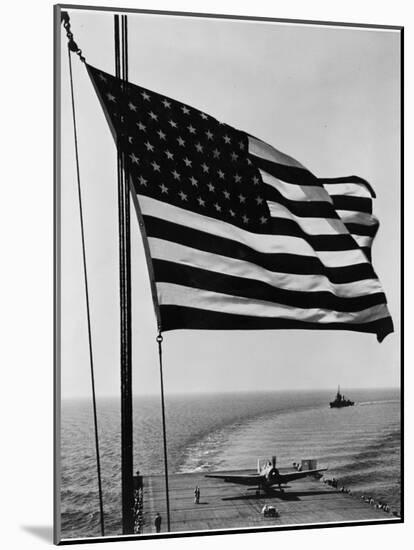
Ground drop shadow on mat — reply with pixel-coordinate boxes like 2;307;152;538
21;525;53;543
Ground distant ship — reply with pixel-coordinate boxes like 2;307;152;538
330;386;355;408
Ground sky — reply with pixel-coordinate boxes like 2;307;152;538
59;8;401;399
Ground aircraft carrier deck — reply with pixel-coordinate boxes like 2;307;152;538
140;468;398;534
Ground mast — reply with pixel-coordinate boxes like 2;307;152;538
114;14;135;535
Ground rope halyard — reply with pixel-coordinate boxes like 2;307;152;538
61;11;86;63
63;14;105;536
157;330;171;531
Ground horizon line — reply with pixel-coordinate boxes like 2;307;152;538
61;385;400;401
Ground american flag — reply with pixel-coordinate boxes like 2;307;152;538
87;64;393;342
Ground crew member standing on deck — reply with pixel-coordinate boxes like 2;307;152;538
154;512;162;533
194;485;200;504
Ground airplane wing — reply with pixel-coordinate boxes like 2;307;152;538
205;473;263;486
278;468;327;483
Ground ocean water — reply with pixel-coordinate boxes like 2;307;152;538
60;388;400;539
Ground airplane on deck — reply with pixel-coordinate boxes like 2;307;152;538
205;456;327;494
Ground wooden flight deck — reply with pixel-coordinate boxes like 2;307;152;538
141;468;397;534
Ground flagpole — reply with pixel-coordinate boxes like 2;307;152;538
115;13;135;535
